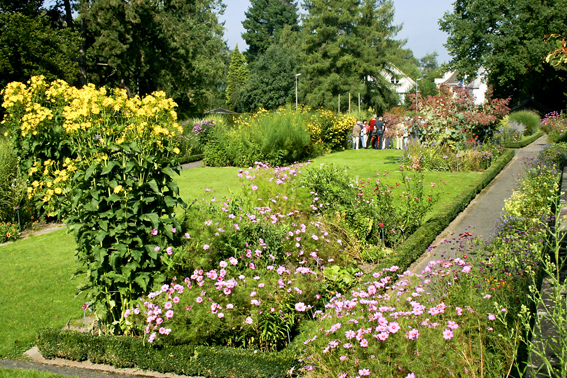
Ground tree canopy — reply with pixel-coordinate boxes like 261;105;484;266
440;0;567;110
300;0;400;113
226;44;248;111
241;0;300;62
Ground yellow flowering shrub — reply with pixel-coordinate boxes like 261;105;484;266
2;76;185;331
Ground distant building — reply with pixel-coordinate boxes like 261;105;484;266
434;67;488;105
381;65;417;105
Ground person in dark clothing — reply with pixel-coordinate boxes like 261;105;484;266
374;117;384;149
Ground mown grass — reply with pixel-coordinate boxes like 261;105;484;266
0;368;79;378
0;230;82;359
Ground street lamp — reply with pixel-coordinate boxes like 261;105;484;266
295;73;301;110
415;78;422;111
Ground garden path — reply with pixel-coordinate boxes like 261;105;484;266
410;135;548;273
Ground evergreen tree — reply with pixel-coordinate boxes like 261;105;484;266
80;0;228;111
240;42;298;111
241;0;299;62
300;0;400;113
225;45;248;110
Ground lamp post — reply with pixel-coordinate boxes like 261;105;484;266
295;73;301;110
415;78;422;111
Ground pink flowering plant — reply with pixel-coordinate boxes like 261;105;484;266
297;258;518;377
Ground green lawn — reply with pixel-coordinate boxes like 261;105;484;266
176;149;481;219
0;368;79;378
0;230;82;358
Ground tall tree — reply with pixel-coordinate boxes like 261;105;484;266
440;0;567;111
80;0;228;111
300;0;400;113
240;42;298;111
0;13;81;90
241;0;299;62
225;44;248;110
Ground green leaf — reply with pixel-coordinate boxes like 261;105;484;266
101;161;119;175
85;163;98;181
142;213;159;229
148;179;160;195
99;220;108;232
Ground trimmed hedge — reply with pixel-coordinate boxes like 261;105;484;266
374;148;516;273
179;154;204;165
37;328;296;378
502;131;543;148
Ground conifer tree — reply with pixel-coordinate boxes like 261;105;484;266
225;45;248;111
241;0;299;62
300;0;400;113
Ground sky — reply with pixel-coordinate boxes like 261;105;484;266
219;0;455;64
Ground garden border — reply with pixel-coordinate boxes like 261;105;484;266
373;148;516;273
502;131;544;149
36;328;296;378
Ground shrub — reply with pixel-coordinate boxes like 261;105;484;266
399;139;503;172
541;111;567;143
410;85;510;148
507;110;540;136
2;76;185;332
0;222;19;243
0;139;25;222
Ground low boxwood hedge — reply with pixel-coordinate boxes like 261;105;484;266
502;131;543;148
37;328;296;378
374;148;515;273
179;154;204;165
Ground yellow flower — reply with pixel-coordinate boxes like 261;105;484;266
54;187;62;194
113;185;123;194
173;147;180;154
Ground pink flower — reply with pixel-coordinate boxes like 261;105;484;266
218;312;224;318
151;229;158;235
244;317;253;324
345;330;356;339
483;294;492;299
295;302;306;312
387;322;400;333
196;297;203;303
447;321;459;329
358;369;371;376
227;304;234;309
488;313;496;321
171;228;176;233
219;261;228;268
164;302;173;309
166;247;173;255
340;355;348;361
229;257;238;265
184;233;190;239
311;234;319;240
205;188;210;192
360;338;368;347
251;185;258;191
406;329;419;340
165;310;174;319
203;244;210;250
154;246;160;252
406;374;416;378
443;329;454;340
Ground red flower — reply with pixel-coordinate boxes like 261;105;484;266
379;223;384;228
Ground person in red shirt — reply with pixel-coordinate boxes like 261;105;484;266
367;115;376;149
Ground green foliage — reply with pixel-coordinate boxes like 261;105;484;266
240;43;298;112
241;0;300;63
0;368;79;378
500;130;543;148
0;139;26;222
204;107;311;167
300;0;400;113
507;110;540;136
440;0;567;111
225;45;248;111
400;139;504;172
81;0;228;112
0;13;81;90
0;222;19;243
37;328;296;378
375;149;515;272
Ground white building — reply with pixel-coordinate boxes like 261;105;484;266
434;67;488;105
381;65;416;105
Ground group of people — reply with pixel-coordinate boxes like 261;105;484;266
351;115;387;150
351;115;411;150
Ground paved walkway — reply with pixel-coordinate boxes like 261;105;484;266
410;135;548;272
